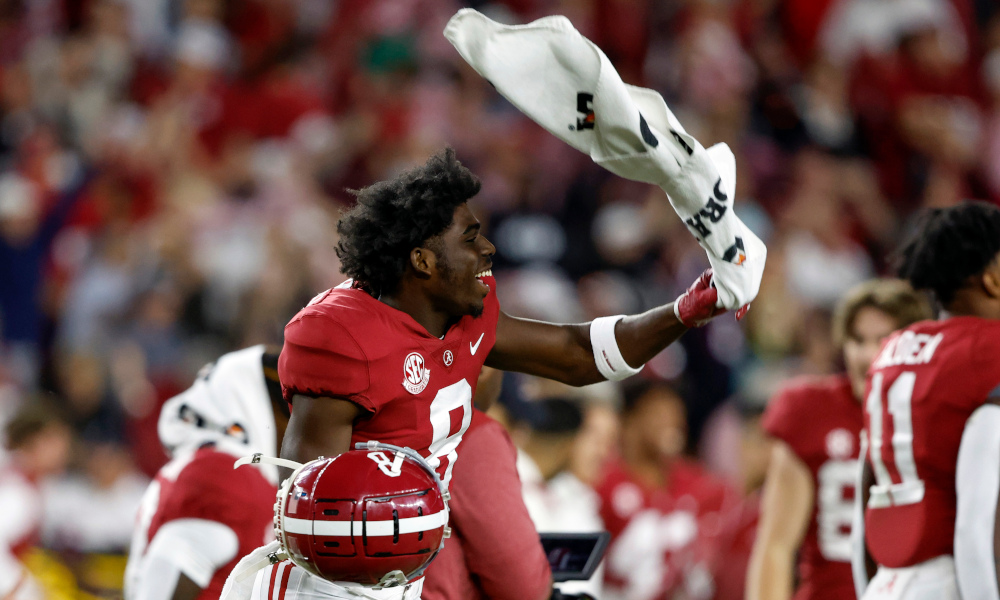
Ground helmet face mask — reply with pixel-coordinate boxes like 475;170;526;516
268;443;450;587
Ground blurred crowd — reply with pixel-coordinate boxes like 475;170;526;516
0;0;998;596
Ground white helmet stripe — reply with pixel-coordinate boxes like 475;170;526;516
283;510;448;537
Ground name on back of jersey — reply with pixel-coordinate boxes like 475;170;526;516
873;331;944;370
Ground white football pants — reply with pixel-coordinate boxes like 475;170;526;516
862;556;958;600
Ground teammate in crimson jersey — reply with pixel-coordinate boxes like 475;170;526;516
855;202;1000;600
124;346;289;600
596;381;744;600
748;280;931;600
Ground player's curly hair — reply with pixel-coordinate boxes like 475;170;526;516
336;148;481;296
896;201;1000;307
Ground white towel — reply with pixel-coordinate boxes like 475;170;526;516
445;9;766;310
158;345;279;483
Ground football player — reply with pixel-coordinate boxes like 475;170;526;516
124;345;289;600
596;381;741;600
747;280;931;600
854;201;1000;600
274;149;739;597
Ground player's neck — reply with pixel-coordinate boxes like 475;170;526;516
945;289;1000;321
381;289;452;338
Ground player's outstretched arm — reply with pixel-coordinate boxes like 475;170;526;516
280;395;362;464
485;269;724;386
746;441;814;600
955;401;1000;599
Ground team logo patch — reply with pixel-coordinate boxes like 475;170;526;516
722;237;747;265
402;352;430;394
443;350;454;367
826;428;854;459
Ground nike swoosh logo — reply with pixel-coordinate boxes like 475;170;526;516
470;333;485;355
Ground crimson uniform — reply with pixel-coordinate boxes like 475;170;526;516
278;276;500;486
128;447;276;599
862;317;1000;568
596;459;742;600
762;374;862;600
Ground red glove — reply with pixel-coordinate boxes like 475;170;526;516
674;269;750;327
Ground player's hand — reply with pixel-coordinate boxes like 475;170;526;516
673;268;749;327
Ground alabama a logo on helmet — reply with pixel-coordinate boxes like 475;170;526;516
403;352;430;394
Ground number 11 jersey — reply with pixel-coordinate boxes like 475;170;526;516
278;276;500;486
862;317;1000;568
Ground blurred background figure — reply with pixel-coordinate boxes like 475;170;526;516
747;279;931;600
596;381;745;600
515;396;605;598
0;400;72;600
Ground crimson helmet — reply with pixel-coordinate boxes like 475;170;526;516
242;442;450;587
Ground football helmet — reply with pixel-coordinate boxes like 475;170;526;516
237;442;450;587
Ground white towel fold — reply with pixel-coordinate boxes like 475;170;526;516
445;9;766;310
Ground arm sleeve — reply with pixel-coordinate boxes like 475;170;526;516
278;314;374;413
449;415;552;600
955;404;1000;600
761;385;806;450
132;519;239;600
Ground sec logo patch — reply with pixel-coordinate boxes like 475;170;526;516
402;352;430;394
443;350;454;367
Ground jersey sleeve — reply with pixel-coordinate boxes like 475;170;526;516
434;411;551;600
279;312;374;413
164;453;275;543
761;383;814;459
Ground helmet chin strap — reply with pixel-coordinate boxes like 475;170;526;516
234;453;304;472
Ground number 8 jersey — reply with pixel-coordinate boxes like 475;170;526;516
862;317;1000;568
277;276;500;487
762;374;862;600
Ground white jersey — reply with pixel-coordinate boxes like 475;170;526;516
221;544;423;600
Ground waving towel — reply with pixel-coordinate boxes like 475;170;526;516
444;9;765;310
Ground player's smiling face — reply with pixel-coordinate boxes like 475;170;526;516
429;203;495;319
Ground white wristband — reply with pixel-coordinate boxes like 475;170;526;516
590;315;643;381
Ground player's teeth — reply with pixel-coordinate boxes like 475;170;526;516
476;269;492;278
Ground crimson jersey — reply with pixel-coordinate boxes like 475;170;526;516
863;317;1000;568
130;447;276;599
278;276;500;485
596;458;743;600
761;374;861;600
